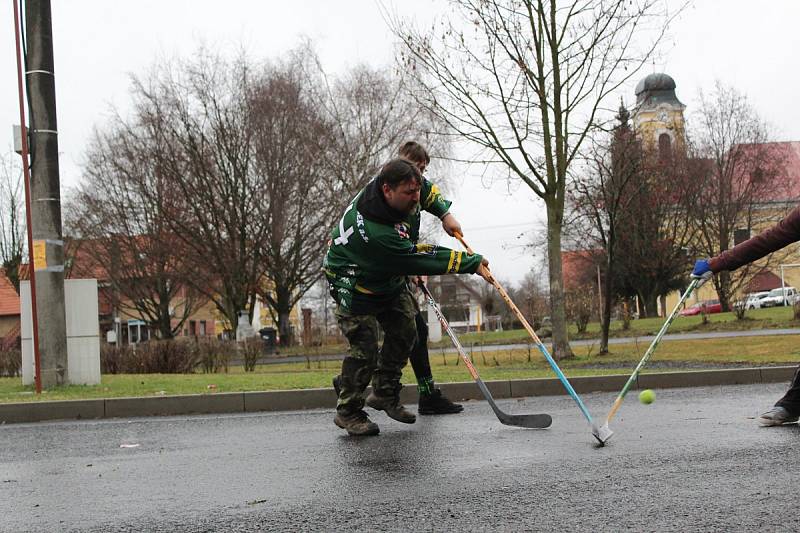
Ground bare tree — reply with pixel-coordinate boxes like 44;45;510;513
612;146;699;317
690;82;792;310
0;152;25;293
247;52;336;346
391;0;678;358
309;55;450;204
74;41;440;344
122;50;269;338
569;104;643;352
509;267;550;330
252;46;445;345
66;121;201;338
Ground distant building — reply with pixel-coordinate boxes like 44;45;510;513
632;72;687;159
426;275;492;332
16;236;301;345
0;270;20;349
566;73;800;315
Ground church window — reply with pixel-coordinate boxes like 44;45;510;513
658;133;672;161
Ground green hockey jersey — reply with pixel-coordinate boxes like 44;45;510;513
324;177;483;313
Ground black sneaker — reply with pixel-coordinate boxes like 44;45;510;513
418;389;464;415
365;392;416;424
334;409;380;436
333;375;341;396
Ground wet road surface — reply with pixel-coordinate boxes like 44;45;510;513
2;383;798;532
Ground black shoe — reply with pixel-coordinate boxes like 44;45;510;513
334;409;380;436
418;389;464;415
333;375;341;396
365;392;416;424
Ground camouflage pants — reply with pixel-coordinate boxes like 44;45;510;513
335;288;418;413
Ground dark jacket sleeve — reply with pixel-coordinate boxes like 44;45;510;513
709;206;800;273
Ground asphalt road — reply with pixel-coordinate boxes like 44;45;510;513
2;383;798;532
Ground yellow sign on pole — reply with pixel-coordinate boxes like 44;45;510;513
32;240;47;270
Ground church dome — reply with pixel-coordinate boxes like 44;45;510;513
635;72;683;108
635;73;676;95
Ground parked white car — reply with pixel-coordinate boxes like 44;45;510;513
734;291;771;310
762;287;799;307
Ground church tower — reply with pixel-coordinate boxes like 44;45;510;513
632;73;686;159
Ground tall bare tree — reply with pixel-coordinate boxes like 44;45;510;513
612;146;699;317
569;105;643;353
0;152;25;293
251;46;443;345
77;43;439;343
690;82;792;310
391;0;677;358
247;52;335;346
66;120;201;339
121;50;269;337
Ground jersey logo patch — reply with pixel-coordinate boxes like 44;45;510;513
414;243;437;256
394;223;410;240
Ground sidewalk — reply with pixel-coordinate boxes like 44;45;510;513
0;365;795;425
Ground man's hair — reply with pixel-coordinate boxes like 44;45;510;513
398;141;430;165
377;158;422;189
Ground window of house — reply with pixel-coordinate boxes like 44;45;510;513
199;321;206;336
189;320;197;336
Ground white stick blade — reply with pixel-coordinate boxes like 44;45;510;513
592;422;613;446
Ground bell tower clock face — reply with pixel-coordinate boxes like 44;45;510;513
657;110;668;122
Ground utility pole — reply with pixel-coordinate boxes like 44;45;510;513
25;0;68;386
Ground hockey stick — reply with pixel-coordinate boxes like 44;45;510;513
597;278;699;445
417;279;552;429
453;233;609;444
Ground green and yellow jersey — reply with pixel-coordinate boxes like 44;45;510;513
323;177;482;313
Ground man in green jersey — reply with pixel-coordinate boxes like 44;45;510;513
324;158;488;436
333;141;468;415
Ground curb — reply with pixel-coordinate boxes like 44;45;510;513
0;366;796;425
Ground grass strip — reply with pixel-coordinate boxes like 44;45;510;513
1;334;797;403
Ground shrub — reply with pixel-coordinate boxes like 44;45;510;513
0;349;21;377
100;340;199;374
139;340;200;373
198;339;233;374
100;344;132;374
618;302;633;331
240;338;262;372
565;287;594;334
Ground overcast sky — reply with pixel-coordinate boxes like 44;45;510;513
2;1;799;284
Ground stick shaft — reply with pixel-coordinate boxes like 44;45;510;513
604;278;699;424
454;233;596;425
419;280;551;428
419;282;480;380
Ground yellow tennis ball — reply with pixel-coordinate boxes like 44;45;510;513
639;389;656;405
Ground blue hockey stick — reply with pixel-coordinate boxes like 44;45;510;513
454;233;610;444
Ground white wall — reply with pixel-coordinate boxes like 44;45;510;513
21;279;101;385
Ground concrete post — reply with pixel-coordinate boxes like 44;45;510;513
25;0;68;386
